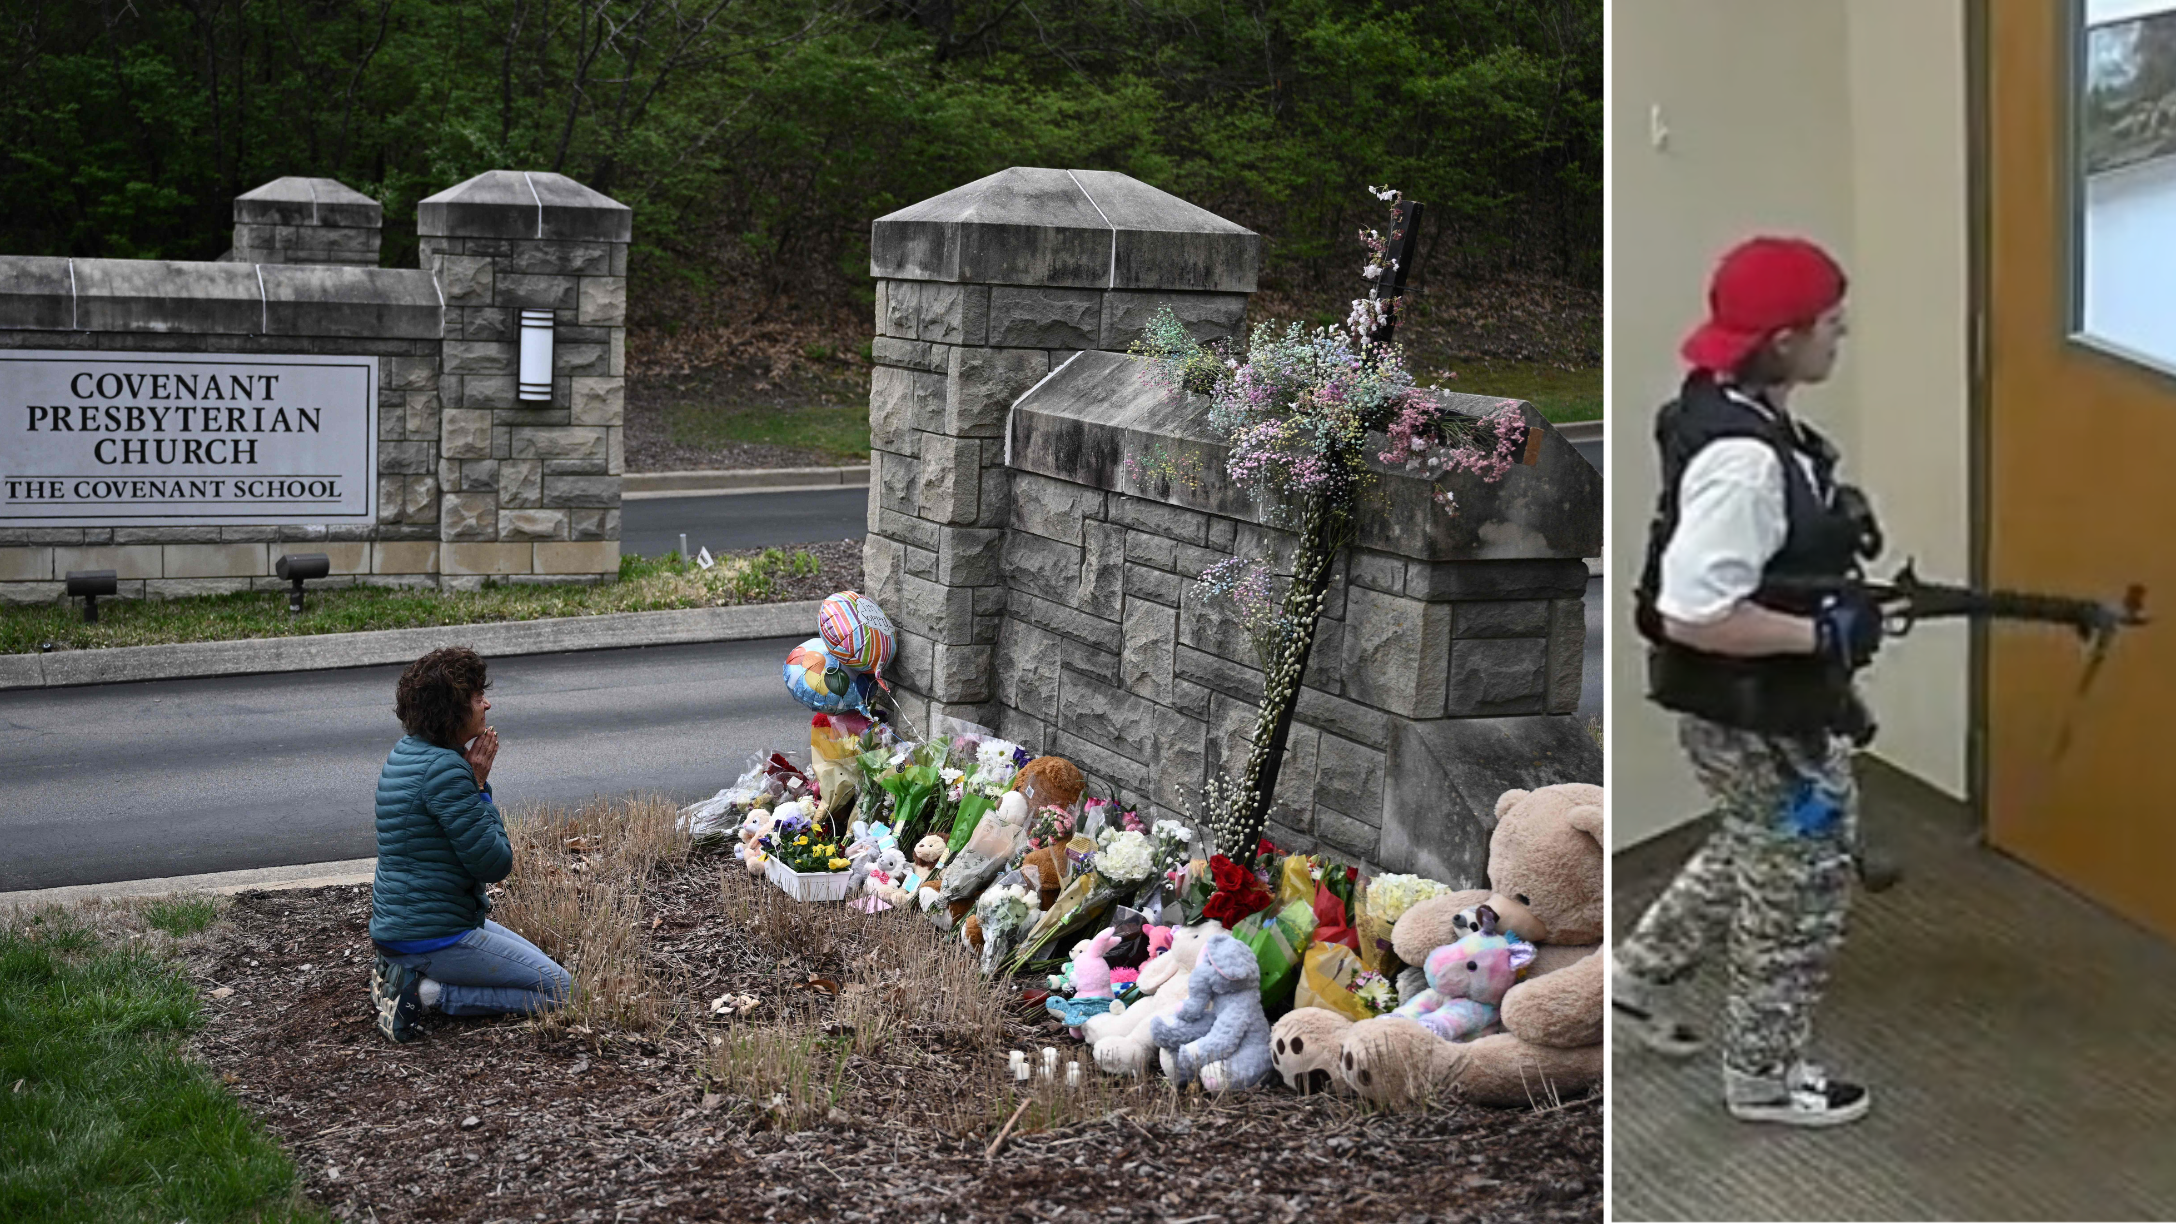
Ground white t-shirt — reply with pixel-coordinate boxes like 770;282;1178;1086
1654;389;1830;625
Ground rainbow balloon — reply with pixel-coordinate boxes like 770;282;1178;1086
819;591;895;674
783;636;879;714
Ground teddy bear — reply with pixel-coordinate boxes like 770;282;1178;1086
1012;755;1084;810
1149;930;1274;1092
1082;920;1221;1077
1271;783;1602;1107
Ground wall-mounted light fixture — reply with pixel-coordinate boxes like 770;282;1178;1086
518;309;554;401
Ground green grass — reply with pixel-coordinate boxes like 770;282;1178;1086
142;897;220;938
1445;359;1602;423
0;911;318;1223
2;548;824;654
665;401;871;462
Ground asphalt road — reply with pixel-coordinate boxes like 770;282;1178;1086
0;638;812;893
622;487;867;558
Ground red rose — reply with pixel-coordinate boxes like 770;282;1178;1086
1202;854;1273;926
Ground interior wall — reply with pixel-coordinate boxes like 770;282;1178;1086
1609;0;1974;853
1608;0;1861;850
1841;0;1971;801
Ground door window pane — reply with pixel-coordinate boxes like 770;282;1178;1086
2079;1;2176;367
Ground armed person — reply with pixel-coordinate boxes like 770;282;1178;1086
1611;236;1882;1127
1610;235;2148;1129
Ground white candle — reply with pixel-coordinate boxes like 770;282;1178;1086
1067;1061;1081;1087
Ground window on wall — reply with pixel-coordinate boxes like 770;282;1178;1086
2079;0;2176;369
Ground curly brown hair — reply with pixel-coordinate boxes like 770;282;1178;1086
395;646;490;749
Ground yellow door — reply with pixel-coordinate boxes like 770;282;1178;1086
1985;0;2176;938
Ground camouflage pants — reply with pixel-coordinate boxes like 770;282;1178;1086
1617;713;1858;1081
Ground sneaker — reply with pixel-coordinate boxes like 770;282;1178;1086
370;955;424;1043
1611;953;1705;1058
1725;1062;1871;1127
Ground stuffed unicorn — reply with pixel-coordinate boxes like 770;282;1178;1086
1391;904;1536;1043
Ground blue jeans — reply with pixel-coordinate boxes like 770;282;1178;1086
379;920;572;1017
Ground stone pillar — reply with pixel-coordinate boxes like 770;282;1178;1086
865;167;1259;732
417;171;630;584
229;177;383;266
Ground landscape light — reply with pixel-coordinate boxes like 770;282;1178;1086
64;569;117;624
275;552;331;615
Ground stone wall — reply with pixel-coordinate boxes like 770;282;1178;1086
864;168;1602;886
0;258;445;600
224;177;384;267
418;172;630;586
0;171;629;600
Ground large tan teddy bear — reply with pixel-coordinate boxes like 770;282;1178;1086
1269;783;1602;1106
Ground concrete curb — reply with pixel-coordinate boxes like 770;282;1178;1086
623;466;870;497
0;599;822;691
2;858;378;912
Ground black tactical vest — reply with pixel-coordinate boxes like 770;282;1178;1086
1633;371;1870;739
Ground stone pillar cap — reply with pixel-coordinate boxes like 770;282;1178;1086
872;167;1258;293
417;170;632;242
234;177;383;229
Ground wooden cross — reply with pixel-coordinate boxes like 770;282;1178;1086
1367;200;1424;347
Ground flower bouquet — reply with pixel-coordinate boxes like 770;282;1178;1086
974;882;1042;976
869;739;947;845
942;736;1026;858
757;807;855;903
1200;853;1276;928
1356;871;1453;972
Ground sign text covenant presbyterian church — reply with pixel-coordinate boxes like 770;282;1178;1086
0;351;378;525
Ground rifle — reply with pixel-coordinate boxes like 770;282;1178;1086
1772;560;2148;647
1767;560;2148;893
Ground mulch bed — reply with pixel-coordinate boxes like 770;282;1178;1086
185;860;1600;1223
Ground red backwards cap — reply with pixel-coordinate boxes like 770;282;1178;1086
1680;236;1846;373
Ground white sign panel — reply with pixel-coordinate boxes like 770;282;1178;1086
0;350;377;526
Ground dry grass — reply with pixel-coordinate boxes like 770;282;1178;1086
699;867;1195;1141
492;794;691;1034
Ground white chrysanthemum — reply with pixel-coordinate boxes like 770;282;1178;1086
1097;830;1156;883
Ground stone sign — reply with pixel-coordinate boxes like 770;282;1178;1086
0;350;377;526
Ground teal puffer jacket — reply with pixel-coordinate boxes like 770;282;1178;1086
369;735;513;943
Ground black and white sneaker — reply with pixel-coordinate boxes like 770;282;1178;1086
370;955;424;1043
1726;1062;1871;1127
1611;953;1705;1058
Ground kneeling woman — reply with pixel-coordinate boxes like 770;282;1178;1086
369;646;571;1042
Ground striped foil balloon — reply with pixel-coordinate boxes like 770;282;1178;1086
819;590;895;673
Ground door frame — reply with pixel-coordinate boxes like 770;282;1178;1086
1966;0;1990;835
